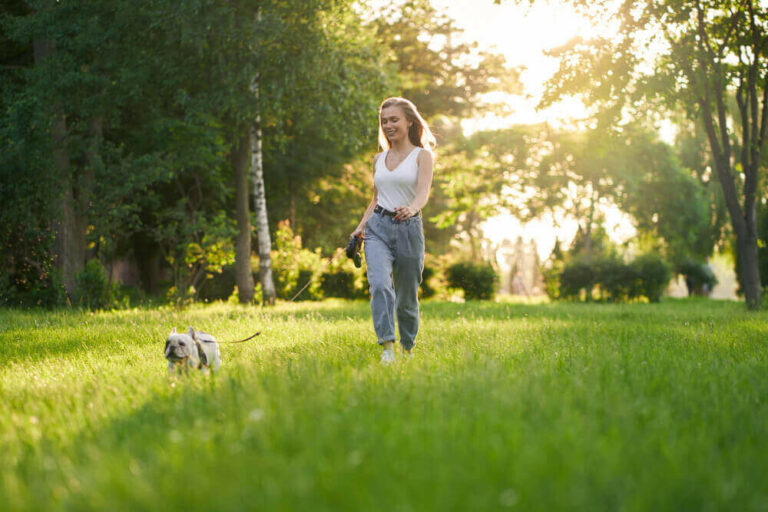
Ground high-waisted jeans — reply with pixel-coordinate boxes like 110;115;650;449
364;210;424;350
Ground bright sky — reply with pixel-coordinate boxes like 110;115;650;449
429;0;636;260
432;0;608;127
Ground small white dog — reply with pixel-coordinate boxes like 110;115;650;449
164;326;222;375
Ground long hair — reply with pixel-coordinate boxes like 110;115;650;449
378;97;436;151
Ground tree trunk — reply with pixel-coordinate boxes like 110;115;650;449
132;231;163;294
233;131;256;303
691;7;762;310
710;154;761;308
737;228;761;309
702;82;762;309
250;85;276;305
34;38;85;300
741;179;761;309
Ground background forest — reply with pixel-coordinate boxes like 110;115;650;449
1;0;767;308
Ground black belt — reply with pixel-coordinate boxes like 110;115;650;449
374;205;421;218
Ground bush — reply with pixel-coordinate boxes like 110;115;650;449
75;259;111;310
0;272;67;308
420;266;436;299
559;260;596;300
634;254;671;302
320;271;356;298
540;262;563;301
0;247;67;308
197;265;236;301
557;254;671;303
291;269;317;301
270;220;324;300
596;259;640;302
446;262;498;301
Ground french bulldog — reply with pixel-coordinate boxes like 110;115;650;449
164;326;222;375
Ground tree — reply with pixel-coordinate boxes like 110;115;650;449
0;0;390;306
506;0;768;308
616;123;717;265
522;125;622;262
232;132;256;303
259;0;389;258
431;127;531;259
510;122;713;266
674;113;730;257
375;0;521;121
2;0;243;303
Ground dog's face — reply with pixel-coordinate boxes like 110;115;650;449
164;327;199;365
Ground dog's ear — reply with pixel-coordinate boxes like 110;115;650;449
187;326;196;340
171;327;177;334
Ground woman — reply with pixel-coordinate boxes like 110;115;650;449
351;97;435;364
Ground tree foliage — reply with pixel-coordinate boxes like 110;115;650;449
374;0;522;122
0;0;390;305
506;0;768;308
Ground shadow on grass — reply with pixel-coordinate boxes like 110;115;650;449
5;304;768;512
0;329;118;366
0;298;755;366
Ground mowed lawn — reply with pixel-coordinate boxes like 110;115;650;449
1;299;767;511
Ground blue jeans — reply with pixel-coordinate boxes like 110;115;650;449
364;211;424;350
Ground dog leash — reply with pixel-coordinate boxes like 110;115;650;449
165;236;358;351
287;231;364;302
287;248;347;302
218;332;261;343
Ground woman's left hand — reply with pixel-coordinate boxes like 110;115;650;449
394;205;418;220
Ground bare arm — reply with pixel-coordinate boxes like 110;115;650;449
351;154;382;237
352;192;377;238
394;149;434;220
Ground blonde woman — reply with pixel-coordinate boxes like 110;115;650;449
352;97;435;364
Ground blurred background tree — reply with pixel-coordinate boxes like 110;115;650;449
504;0;768;308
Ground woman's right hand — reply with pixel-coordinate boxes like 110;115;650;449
351;226;364;239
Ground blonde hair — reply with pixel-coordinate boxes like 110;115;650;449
378;97;436;151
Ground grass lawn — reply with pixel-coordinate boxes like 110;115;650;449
1;299;767;511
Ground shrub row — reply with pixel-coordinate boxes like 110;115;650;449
557;254;671;302
446;262;498;301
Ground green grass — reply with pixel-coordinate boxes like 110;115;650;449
1;299;767;511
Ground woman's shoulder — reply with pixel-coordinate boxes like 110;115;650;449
416;147;434;166
373;151;386;165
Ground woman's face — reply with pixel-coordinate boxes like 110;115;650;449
380;106;412;145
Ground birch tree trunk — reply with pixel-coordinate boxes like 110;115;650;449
250;80;276;305
233;131;256;303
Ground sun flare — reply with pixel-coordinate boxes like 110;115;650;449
429;1;628;268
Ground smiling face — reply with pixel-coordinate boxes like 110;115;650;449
380;105;413;146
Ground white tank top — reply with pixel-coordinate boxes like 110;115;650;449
374;147;422;211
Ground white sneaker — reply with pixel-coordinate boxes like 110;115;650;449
380;348;396;365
